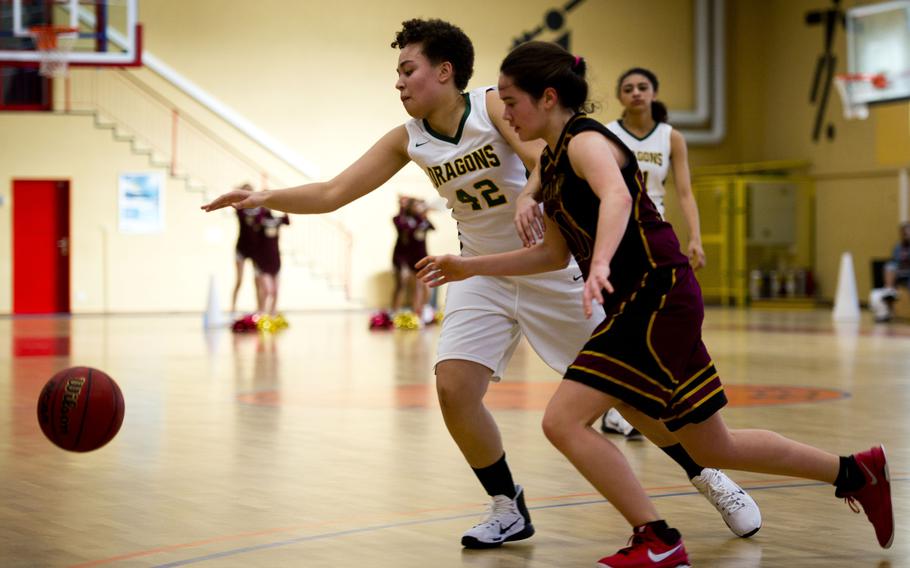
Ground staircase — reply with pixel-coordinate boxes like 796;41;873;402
59;67;352;300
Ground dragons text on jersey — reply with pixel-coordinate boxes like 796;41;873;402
425;144;502;188
635;151;663;166
606;120;672;215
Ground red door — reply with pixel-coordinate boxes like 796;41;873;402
12;180;70;314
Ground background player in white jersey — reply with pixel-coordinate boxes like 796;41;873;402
607;67;704;269
201;19;758;545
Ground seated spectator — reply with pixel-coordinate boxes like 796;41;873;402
870;222;910;322
883;222;910;292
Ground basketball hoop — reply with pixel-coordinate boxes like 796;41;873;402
29;25;79;78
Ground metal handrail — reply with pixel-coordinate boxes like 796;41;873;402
111;69;275;182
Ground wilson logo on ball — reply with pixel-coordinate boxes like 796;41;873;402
59;376;87;434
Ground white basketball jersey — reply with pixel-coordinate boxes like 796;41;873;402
405;87;529;257
606;120;672;216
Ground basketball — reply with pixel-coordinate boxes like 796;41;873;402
36;366;125;452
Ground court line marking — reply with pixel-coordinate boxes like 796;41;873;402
705;321;910;338
68;477;906;567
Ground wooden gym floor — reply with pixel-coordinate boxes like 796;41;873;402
1;308;907;567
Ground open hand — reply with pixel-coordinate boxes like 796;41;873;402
514;194;545;247
416;255;469;288
200;189;263;212
687;241;706;270
582;264;614;319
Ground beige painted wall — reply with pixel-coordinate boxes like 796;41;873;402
0;111;358;313
2;0;908;313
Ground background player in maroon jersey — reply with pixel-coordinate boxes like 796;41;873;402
231;183;263;315
391;196;435;323
253;208;290;318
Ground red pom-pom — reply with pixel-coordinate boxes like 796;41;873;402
369;311;394;330
232;313;260;333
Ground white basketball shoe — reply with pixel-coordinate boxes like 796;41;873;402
461;484;535;548
691;468;762;537
600;407;644;441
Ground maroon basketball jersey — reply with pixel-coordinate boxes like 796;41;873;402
253;209;289;275
236;207;261;258
539;115;689;311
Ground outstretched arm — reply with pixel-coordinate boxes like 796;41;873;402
201;126;411;214
669;129;705;269
416;214;570;285
568;132;633;318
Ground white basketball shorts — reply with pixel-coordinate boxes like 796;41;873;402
435;264;602;380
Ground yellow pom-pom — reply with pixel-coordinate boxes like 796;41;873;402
393;311;421;330
271;314;289;329
256;315;274;332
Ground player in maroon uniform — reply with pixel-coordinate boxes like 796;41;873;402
231;183;263;315
391;195;414;314
253;208;290;317
417;41;893;567
391;196;435;320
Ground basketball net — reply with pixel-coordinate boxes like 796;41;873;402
30;25;79;78
834;73;879;120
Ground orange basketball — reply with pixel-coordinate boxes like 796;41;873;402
37;366;125;452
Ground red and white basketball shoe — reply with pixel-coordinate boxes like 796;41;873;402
838;444;894;548
597;524;690;568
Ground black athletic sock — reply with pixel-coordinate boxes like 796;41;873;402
834;455;865;495
636;520;681;545
472;453;517;499
660;443;705;479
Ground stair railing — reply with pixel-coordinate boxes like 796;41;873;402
63;68;352;297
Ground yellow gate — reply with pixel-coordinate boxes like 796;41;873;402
690;162;815;307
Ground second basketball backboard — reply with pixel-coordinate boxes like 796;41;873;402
0;0;140;67
846;0;910;105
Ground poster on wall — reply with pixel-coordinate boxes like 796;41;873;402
118;172;165;234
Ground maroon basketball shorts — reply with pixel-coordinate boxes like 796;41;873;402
564;265;727;431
